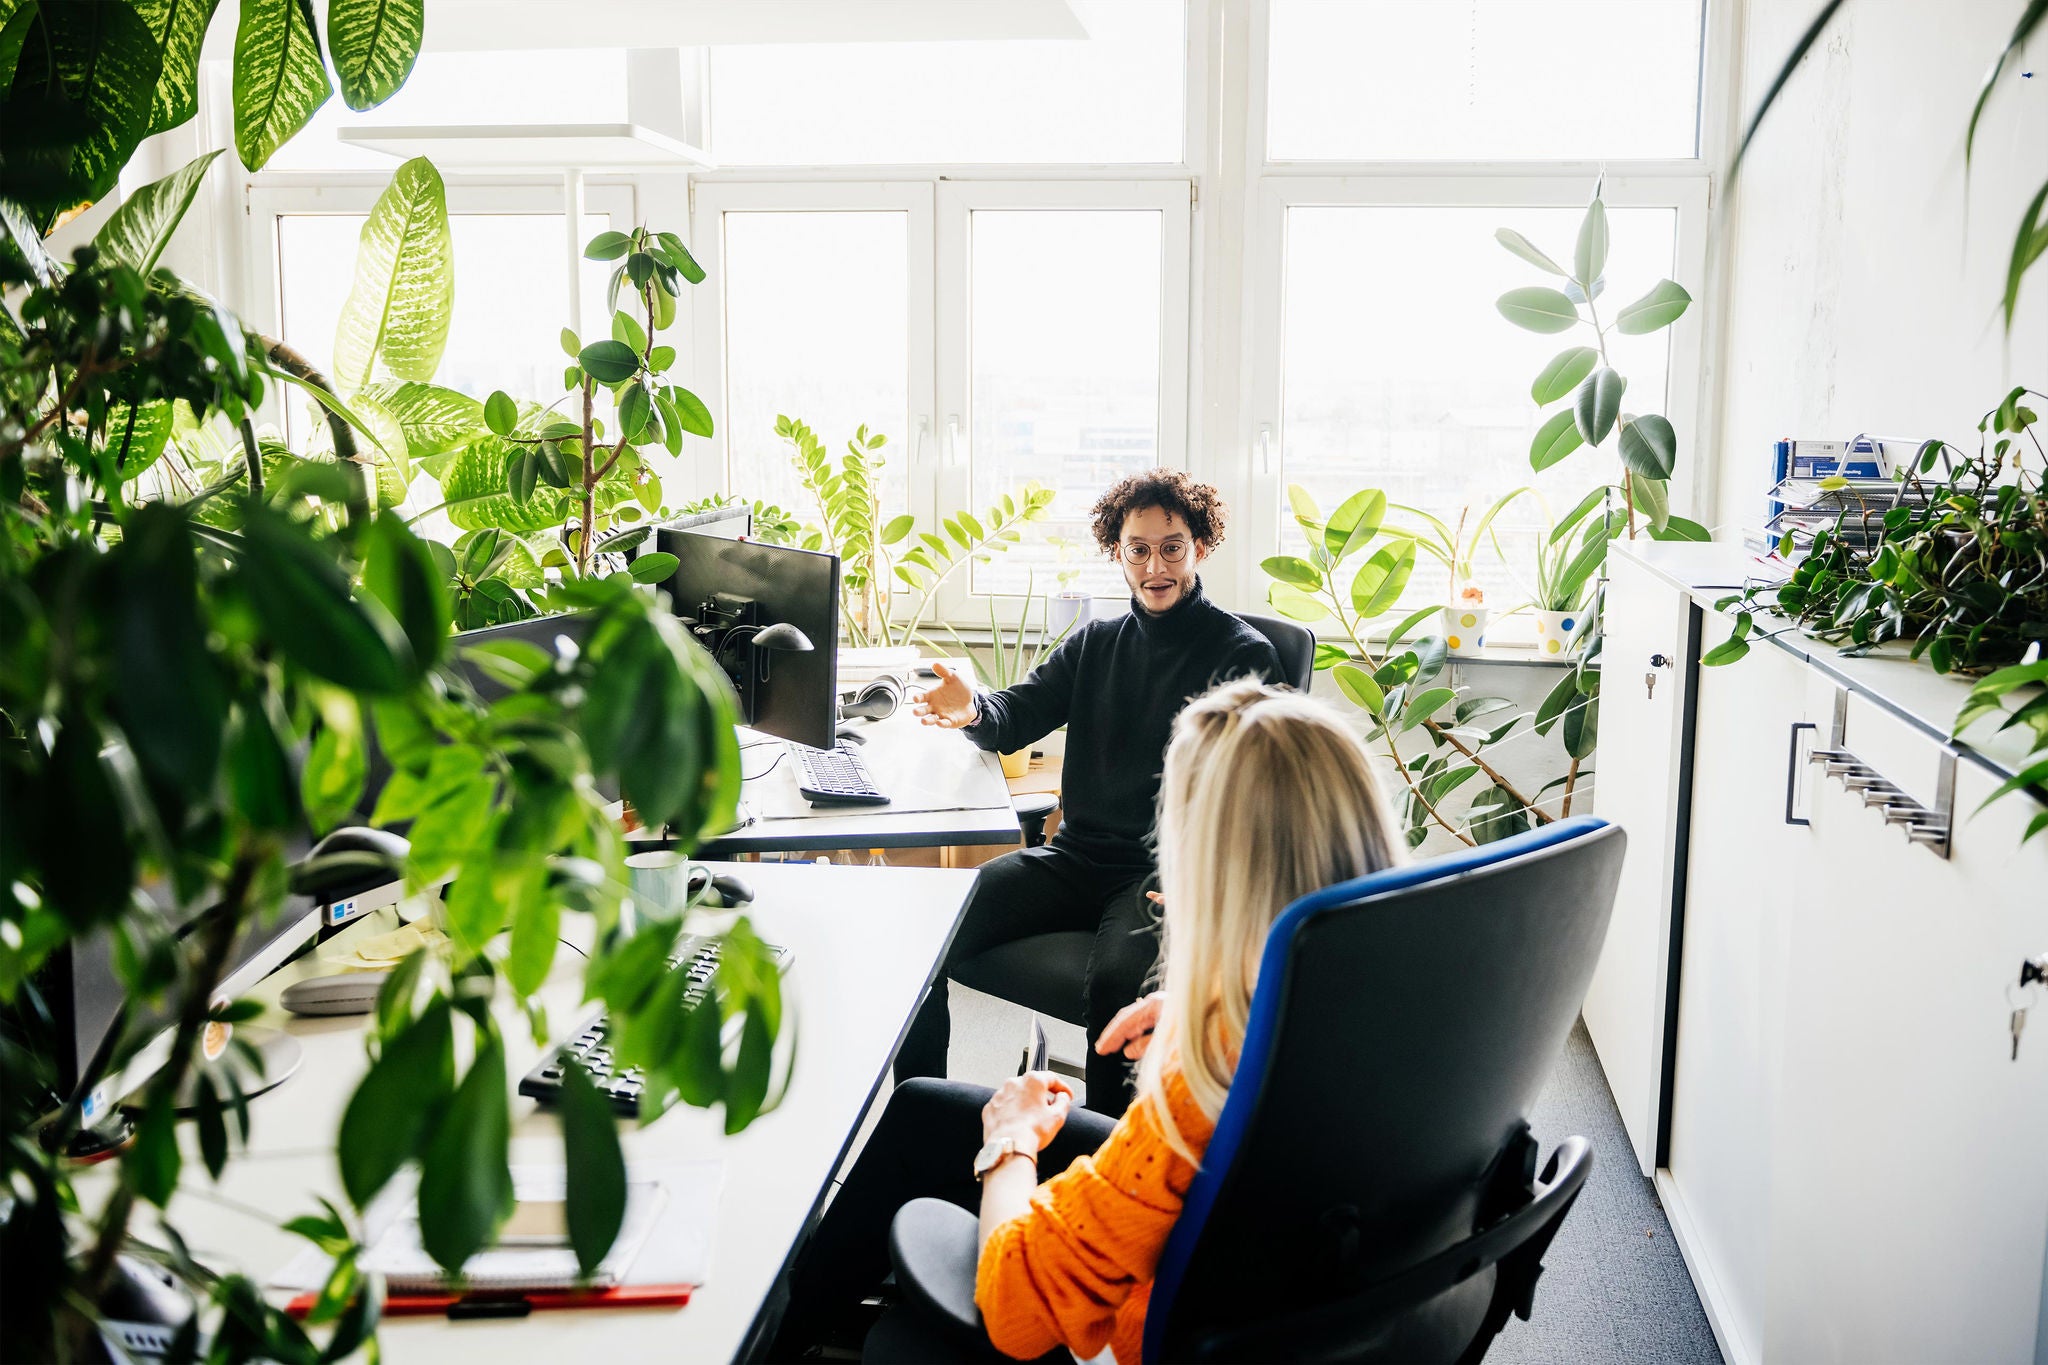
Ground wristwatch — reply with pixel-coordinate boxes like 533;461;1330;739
972;1136;1037;1181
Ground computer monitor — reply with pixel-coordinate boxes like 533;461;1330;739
449;611;594;702
656;528;840;751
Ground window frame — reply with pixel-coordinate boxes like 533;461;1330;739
242;178;638;438
935;179;1194;621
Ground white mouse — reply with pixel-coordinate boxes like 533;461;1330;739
280;972;390;1017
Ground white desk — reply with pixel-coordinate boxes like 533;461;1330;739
693;710;1021;856
127;861;976;1363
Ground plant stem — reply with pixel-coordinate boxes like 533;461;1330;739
257;336;356;467
578;378;596;576
1560;754;1581;817
1381;722;1474;846
1422;718;1555;824
74;849;261;1353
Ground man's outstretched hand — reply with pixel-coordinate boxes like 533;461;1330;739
911;661;979;729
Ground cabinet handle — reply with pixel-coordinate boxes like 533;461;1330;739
1785;721;1816;826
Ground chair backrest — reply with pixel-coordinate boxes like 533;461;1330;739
1234;611;1314;691
1144;817;1626;1363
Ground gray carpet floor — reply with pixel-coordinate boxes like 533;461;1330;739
940;988;1721;1364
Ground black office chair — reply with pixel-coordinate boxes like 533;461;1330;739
870;817;1625;1364
957;612;1316;1062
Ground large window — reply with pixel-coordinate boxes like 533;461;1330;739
1277;202;1680;613
1266;0;1704;162
709;0;1185;167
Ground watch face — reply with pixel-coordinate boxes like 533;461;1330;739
973;1139;1008;1177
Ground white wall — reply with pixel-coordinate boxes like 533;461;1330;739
1712;0;2048;535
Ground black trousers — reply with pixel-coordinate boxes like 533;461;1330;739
895;842;1158;1114
773;1078;1118;1359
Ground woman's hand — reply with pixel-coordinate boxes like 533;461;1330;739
910;662;979;729
981;1071;1073;1152
1095;991;1165;1060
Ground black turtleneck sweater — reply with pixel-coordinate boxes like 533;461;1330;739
962;579;1284;866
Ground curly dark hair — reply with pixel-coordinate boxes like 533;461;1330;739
1089;468;1229;556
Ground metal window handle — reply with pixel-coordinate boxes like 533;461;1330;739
945;415;961;469
1256;424;1274;477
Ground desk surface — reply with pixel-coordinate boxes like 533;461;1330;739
694;710;1019;855
131;861;975;1364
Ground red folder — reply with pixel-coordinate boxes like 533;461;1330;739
286;1283;693;1320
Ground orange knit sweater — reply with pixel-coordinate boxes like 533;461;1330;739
974;1072;1215;1364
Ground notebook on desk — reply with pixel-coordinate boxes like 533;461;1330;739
359;1170;668;1292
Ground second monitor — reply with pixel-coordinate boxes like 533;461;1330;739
657;528;840;751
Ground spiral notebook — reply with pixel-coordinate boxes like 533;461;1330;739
357;1168;667;1293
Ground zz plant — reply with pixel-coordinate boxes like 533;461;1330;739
0;166;782;1363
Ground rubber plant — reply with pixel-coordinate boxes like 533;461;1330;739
0;166;783;1365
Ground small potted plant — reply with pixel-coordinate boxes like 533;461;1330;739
1045;534;1092;636
1389;490;1527;658
1527;489;1613;657
929;572;1076;778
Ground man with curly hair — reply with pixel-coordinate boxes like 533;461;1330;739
901;469;1283;1114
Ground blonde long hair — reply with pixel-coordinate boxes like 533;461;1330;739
1133;678;1401;1161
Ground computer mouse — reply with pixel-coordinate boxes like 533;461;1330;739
686;866;755;907
280;971;390;1016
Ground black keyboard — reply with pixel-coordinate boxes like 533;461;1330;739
794;742;889;806
517;934;791;1117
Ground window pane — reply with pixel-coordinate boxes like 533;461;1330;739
722;212;910;525
1278;204;1677;625
262;50;629;171
971;210;1163;598
277;212;612;448
710;1;1183;165
1268;1;1701;161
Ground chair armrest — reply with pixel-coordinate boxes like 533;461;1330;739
887;1198;987;1342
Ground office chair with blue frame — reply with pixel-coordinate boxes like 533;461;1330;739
870;816;1625;1363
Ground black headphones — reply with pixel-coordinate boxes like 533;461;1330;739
840;674;903;721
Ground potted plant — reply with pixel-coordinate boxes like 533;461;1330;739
1520;488;1616;657
1386;490;1528;657
931;573;1076;778
1045;533;1092;635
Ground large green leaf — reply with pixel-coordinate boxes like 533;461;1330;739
1495;227;1566;276
1613;279;1692;334
94;148;222;277
1618;413;1678;480
1573;367;1626;447
1731;0;1846;175
559;1062;627;1276
1627;470;1672;531
443;437;579;534
359;380;483;458
1266;581;1330;623
1531;347;1599;406
1529;409;1584;472
2002;177;2048;336
233;0;332;172
137;0;222;135
239;507;413;692
325;0;424;110
338;998;452;1207
361;514;448;670
346;389;412;506
0;1;163;230
1323;488;1387;560
1496;287;1579;334
1574;197;1608;287
333;156;452;391
1350;540;1417;618
418;1036;515;1272
1330;663;1386;716
1965;0;2045;168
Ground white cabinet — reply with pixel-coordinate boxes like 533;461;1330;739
1603;543;2048;1365
1660;613;1814;1365
1587;552;1697;1173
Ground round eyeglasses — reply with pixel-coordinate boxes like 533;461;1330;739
1116;540;1189;566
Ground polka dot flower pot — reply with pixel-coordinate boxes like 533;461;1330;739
1441;605;1488;656
1534;608;1588;657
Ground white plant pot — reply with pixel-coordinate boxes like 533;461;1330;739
1048;591;1091;636
1441;605;1488;656
1533;608;1589;657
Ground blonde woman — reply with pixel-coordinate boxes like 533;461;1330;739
774;679;1400;1361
